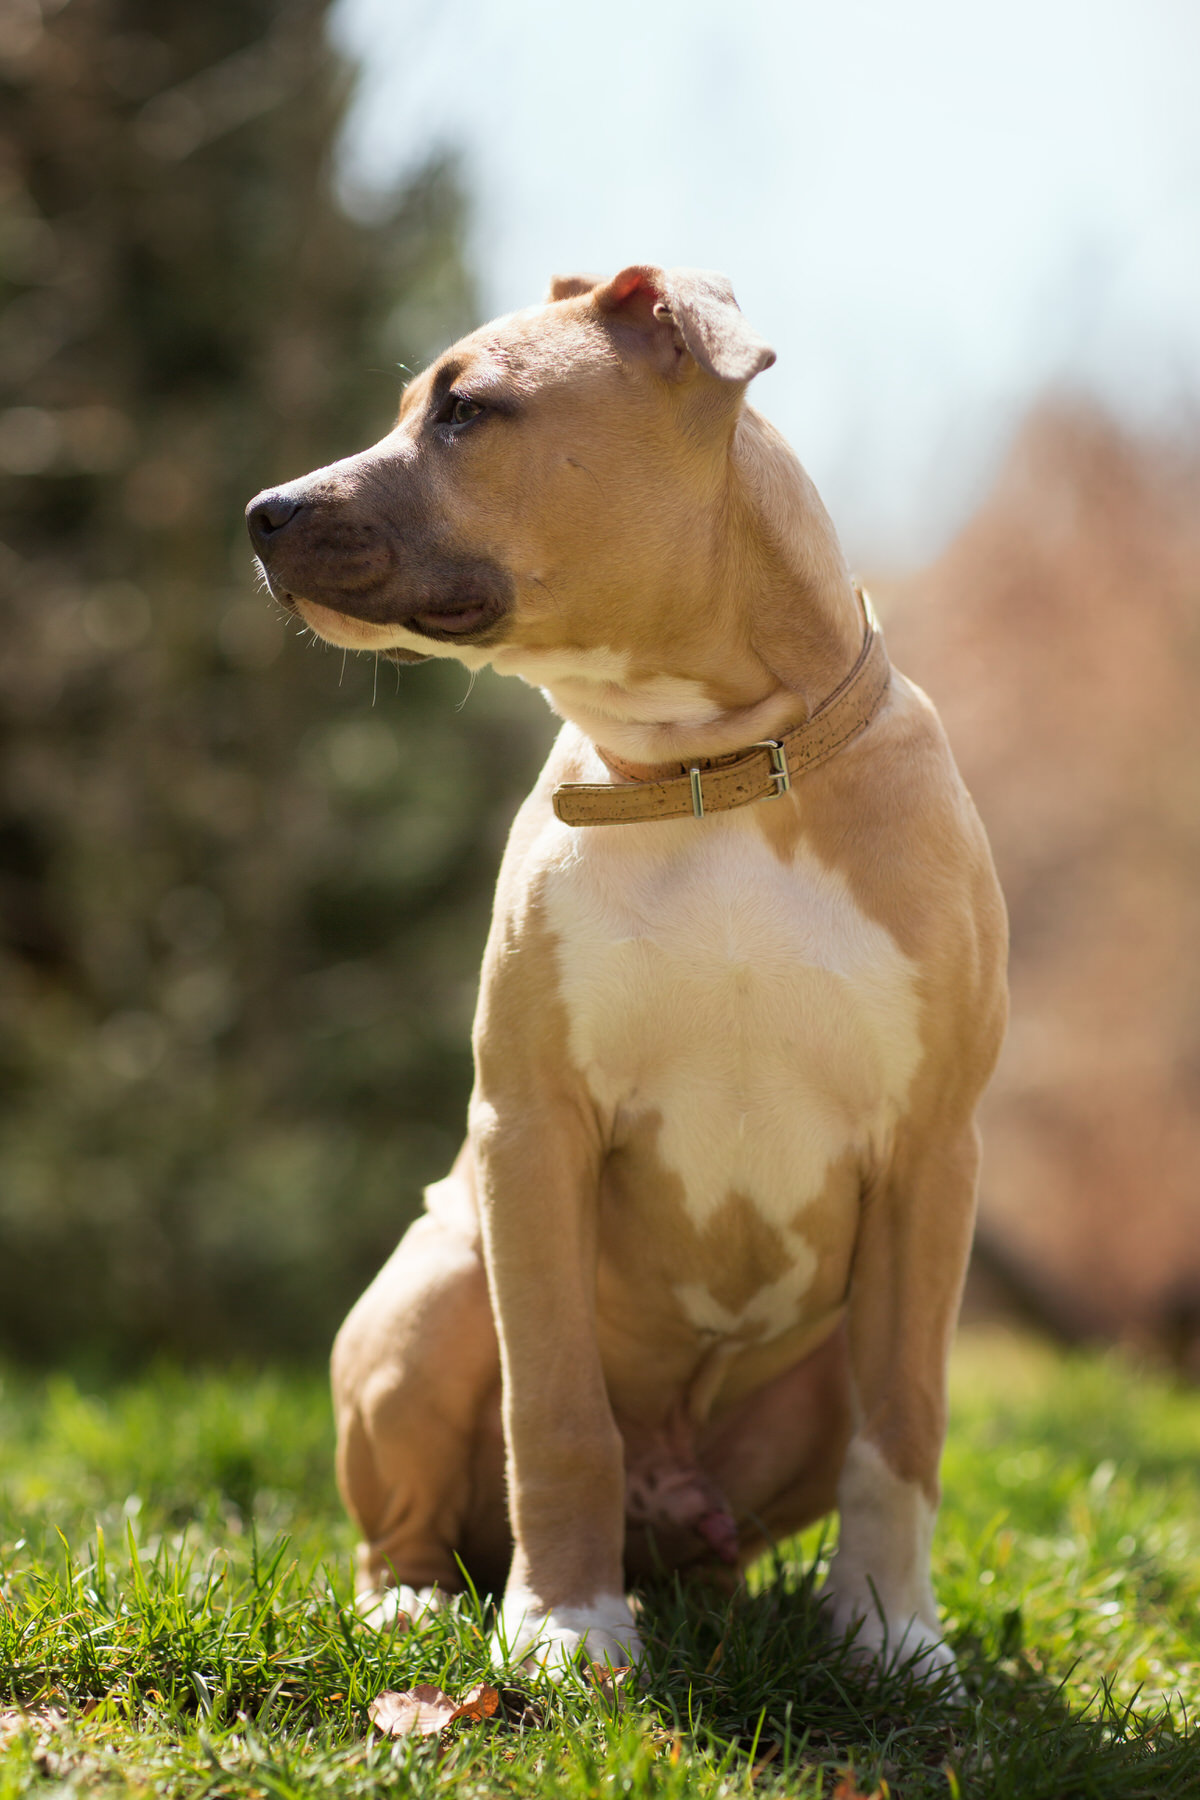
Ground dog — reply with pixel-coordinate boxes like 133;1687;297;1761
246;265;1007;1682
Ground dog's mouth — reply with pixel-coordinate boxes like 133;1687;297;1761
380;603;495;665
405;600;497;641
378;644;433;665
258;565;507;662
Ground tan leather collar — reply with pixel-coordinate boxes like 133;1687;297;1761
552;587;890;828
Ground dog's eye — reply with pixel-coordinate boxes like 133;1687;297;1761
447;396;483;428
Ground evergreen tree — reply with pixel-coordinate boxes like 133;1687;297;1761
0;0;550;1360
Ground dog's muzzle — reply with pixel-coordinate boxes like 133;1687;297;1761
245;483;513;649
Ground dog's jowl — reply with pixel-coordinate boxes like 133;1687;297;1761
247;266;1007;1680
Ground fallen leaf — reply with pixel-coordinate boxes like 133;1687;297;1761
369;1685;458;1738
587;1662;632;1707
368;1681;500;1739
453;1682;499;1721
832;1774;883;1800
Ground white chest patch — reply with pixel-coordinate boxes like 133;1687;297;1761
541;812;923;1334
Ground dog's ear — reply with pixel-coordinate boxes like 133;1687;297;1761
593;264;775;383
546;273;602;301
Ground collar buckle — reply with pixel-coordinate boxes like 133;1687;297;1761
750;739;792;797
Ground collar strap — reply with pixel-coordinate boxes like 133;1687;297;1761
552;587;890;828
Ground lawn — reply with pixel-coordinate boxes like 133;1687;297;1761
1;1329;1197;1798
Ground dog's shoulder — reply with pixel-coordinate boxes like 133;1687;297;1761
810;667;1008;1066
799;667;1001;887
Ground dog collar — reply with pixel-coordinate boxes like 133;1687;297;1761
551;587;890;827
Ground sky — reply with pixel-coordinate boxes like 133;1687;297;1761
329;0;1200;567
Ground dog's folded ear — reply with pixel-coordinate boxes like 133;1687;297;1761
592;264;776;384
546;273;603;301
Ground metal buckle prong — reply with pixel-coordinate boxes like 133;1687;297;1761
689;765;705;818
751;739;792;796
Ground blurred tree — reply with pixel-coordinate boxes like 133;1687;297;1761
882;402;1200;1363
0;0;551;1361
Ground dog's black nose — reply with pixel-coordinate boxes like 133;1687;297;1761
246;489;304;551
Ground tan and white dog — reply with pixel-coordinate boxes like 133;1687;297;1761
246;265;1007;1683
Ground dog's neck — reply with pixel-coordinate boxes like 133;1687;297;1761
727;407;863;693
530;404;865;771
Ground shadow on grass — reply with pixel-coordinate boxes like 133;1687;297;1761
633;1564;1198;1800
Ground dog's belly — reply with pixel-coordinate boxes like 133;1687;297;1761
542;813;924;1401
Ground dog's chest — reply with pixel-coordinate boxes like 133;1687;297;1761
541;815;923;1332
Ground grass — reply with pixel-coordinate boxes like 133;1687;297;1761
0;1330;1198;1797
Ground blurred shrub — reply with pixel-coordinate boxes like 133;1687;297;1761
0;0;552;1361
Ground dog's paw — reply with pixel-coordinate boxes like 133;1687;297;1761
821;1587;963;1697
492;1589;643;1676
356;1582;444;1633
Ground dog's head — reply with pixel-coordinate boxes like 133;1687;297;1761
245;267;775;680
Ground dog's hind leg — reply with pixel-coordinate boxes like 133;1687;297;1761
332;1164;506;1625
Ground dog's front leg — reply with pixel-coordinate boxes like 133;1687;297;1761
821;1122;981;1688
471;1091;639;1674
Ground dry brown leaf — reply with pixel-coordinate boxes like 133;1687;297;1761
831;1773;883;1800
367;1680;500;1739
587;1662;632;1707
369;1685;458;1738
453;1682;499;1722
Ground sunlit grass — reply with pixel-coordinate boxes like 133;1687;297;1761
1;1331;1197;1796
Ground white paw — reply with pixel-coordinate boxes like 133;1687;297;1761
492;1590;643;1676
356;1582;444;1633
821;1586;962;1694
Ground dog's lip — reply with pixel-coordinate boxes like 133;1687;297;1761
380;645;432;665
401;595;508;644
257;564;507;650
408;603;490;635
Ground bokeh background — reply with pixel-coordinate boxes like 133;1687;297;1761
1;0;1197;1368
